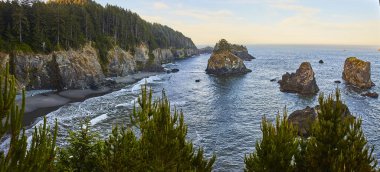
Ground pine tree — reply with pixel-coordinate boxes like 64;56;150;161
56;120;103;171
0;64;58;172
304;90;377;172
244;111;299;172
130;85;216;171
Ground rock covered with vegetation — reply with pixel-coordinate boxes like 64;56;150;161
278;62;319;95
206;39;252;75
214;40;255;61
342;57;374;89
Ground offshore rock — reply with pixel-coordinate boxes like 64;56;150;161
278;62;319;95
289;103;353;137
288;106;317;137
206;51;251;75
214;40;255;61
342;57;374;89
361;92;379;98
206;39;251;75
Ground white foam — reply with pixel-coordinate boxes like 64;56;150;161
172;101;187;106
131;75;161;93
90;113;108;126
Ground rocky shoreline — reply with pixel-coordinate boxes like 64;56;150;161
20;72;160;127
0;43;198;91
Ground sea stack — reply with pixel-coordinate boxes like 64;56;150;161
213;40;255;61
342;57;374;89
205;39;252;75
278;62;319;95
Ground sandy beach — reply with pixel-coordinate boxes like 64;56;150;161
21;72;159;127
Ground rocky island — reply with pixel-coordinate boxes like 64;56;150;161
213;41;255;61
278;62;319;95
205;39;252;75
342;57;374;89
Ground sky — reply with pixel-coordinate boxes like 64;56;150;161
97;0;380;46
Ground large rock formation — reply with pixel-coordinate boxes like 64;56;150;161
288;106;317;137
342;57;374;89
214;40;255;61
289;103;353;137
13;44;104;90
206;39;252;75
278;62;319;95
106;46;136;77
4;42;199;90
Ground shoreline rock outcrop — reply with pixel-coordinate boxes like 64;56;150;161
206;39;252;75
278;62;319;95
1;43;199;90
342;57;374;89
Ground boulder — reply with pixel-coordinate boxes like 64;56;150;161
289;103;353;137
278;62;319;95
270;79;276;82
334;80;341;84
361;92;379;98
342;57;374;89
288;106;317;137
171;69;179;73
195;79;201;82
319;60;324;64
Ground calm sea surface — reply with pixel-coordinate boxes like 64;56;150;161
2;45;380;171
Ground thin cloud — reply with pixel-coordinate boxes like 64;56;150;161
153;2;169;10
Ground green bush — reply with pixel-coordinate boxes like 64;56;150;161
244;111;298;172
0;64;58;172
245;90;378;172
57;85;216;171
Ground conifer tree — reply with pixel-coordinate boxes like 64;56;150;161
0;64;58;172
244;112;298;172
57;120;103;172
304;90;377;172
130;85;216;171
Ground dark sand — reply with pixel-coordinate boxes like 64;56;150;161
22;72;159;127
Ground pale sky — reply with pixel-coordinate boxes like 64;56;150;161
98;0;380;46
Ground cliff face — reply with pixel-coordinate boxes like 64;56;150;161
2;44;198;90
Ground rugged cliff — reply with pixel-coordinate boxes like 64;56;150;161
1;43;198;90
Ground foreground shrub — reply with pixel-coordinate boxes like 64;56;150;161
58;85;216;171
0;65;57;172
245;90;378;172
244;112;298;172
305;91;377;171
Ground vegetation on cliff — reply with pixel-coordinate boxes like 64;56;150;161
0;0;196;64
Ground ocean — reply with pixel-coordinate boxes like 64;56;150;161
2;45;380;171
